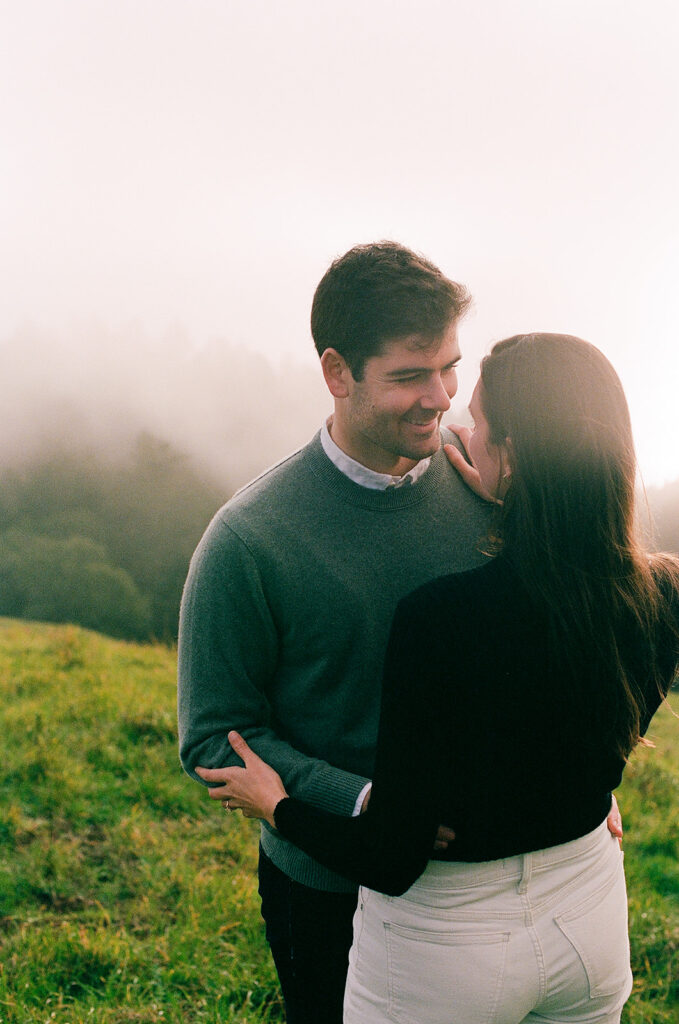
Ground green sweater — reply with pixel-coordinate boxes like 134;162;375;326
177;430;491;892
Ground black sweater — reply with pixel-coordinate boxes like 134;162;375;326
275;557;677;895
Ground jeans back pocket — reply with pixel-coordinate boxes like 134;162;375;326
555;861;632;1000
385;922;509;1024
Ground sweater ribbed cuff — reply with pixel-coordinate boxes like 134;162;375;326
259;824;359;893
302;763;371;817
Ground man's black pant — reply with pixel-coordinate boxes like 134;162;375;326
258;847;357;1024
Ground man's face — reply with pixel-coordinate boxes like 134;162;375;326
338;322;461;475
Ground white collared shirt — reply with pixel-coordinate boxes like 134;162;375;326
320;419;432;490
320;418;433;814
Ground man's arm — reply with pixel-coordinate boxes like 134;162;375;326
177;515;370;817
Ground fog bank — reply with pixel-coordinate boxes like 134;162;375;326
4;323;332;491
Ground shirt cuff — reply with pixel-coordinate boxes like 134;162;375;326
352;782;372;817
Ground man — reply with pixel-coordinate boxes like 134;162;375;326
177;242;620;1023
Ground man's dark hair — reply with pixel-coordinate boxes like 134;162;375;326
311;241;471;379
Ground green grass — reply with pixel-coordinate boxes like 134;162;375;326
618;701;679;1022
0;619;282;1024
0;619;676;1023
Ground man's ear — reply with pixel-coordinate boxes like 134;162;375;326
321;348;353;399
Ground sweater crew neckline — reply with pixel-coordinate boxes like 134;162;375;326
307;431;446;510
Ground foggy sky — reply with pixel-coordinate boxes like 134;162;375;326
2;0;679;486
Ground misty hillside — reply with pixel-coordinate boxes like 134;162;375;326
2;325;678;644
0;324;335;642
0;435;223;642
1;324;330;492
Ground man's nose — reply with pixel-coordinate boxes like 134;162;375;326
421;375;453;411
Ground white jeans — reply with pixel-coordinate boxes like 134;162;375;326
343;821;632;1024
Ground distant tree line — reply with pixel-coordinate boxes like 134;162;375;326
0;434;676;645
0;434;225;642
646;480;679;557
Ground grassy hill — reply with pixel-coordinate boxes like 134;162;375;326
0;620;676;1023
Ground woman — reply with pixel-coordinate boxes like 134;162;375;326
198;334;679;1023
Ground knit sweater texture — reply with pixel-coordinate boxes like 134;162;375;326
275;556;679;895
177;430;491;892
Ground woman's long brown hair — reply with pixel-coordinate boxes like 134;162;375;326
480;333;679;760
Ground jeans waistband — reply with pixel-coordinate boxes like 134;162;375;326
411;820;611;892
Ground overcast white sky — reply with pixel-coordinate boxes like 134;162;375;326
2;0;678;485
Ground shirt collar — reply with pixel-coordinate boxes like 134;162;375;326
320;419;432;491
